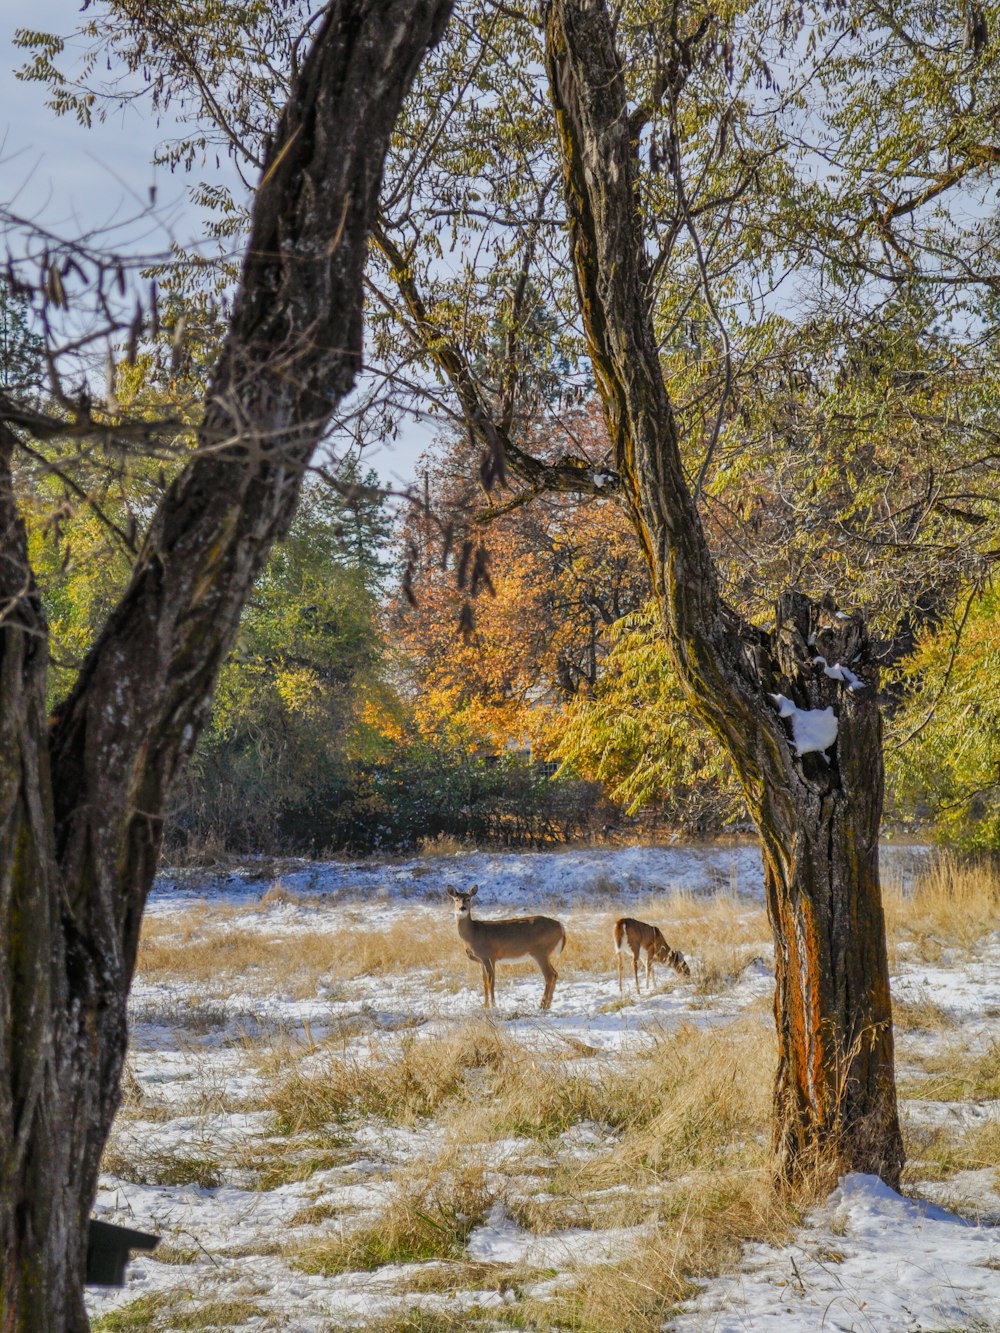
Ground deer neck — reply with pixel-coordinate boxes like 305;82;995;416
456;912;478;945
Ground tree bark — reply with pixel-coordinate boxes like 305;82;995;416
0;3;453;1328
757;594;901;1184
544;0;903;1188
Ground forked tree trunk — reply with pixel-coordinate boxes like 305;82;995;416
545;0;903;1187
0;4;453;1328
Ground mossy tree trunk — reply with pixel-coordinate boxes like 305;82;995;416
544;0;903;1187
0;3;453;1328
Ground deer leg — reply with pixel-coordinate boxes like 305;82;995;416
632;948;641;994
616;947;624;994
480;961;491;1008
646;954;654;989
538;955;557;1010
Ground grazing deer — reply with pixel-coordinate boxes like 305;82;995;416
613;917;690;994
447;885;566;1010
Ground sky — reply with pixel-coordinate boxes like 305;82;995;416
0;0;433;486
2;0;194;255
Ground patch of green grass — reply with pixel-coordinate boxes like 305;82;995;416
345;1310;503;1333
236;1139;349;1190
92;1295;174;1333
101;1145;224;1189
93;1296;268;1332
293;1169;497;1276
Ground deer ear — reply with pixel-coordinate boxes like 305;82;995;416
469;884;478;896
446;885;458;898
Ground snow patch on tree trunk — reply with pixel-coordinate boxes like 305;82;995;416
770;694;839;756
812;655;866;690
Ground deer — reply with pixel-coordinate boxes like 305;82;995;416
613;916;690;995
447;885;566;1010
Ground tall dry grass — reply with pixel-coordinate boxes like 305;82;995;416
558;892;770;983
904;1119;1000;1187
133;885;776;1013
292;1158;500;1275
273;1015;797;1332
259;1019;512;1133
884;855;1000;955
471;1021;778;1207
516;1179;796;1333
122;858;1000;1331
137;920;337;998
901;1037;1000;1102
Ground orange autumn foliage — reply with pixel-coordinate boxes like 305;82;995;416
395;416;649;755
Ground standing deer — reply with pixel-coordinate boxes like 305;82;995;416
613;917;690;994
447;885;566;1010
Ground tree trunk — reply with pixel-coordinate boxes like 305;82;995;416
0;3;453;1328
544;0;903;1188
754;594;902;1186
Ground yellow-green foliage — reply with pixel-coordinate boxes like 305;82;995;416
889;587;1000;848
555;605;742;826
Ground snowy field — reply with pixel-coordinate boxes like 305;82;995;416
87;842;1000;1332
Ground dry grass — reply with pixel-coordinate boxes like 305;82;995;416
120;859;1000;1331
472;1021;777;1183
137;921;337;997
149;1244;202;1266
347;1313;492;1333
235;1141;352;1190
516;1176;796;1333
263;1011;797;1332
900;1038;1000;1102
891;994;958;1033
136;854;997;999
260;1019;512;1133
133;887;775;1011
556;892;770;985
904;1120;1000;1187
420;832;469;856
139;901;473;990
101;1145;224;1189
292;1160;500;1275
92;1294;269;1331
329;912;458;978
257;879;307;907
884;856;1000;954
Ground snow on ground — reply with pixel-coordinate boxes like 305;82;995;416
149;839;930;913
468;1200;651;1267
85;841;1000;1332
893;952;1000;1026
671;1173;1000;1333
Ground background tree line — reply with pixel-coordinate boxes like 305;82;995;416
16;0;1000;859
12;261;1000;856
